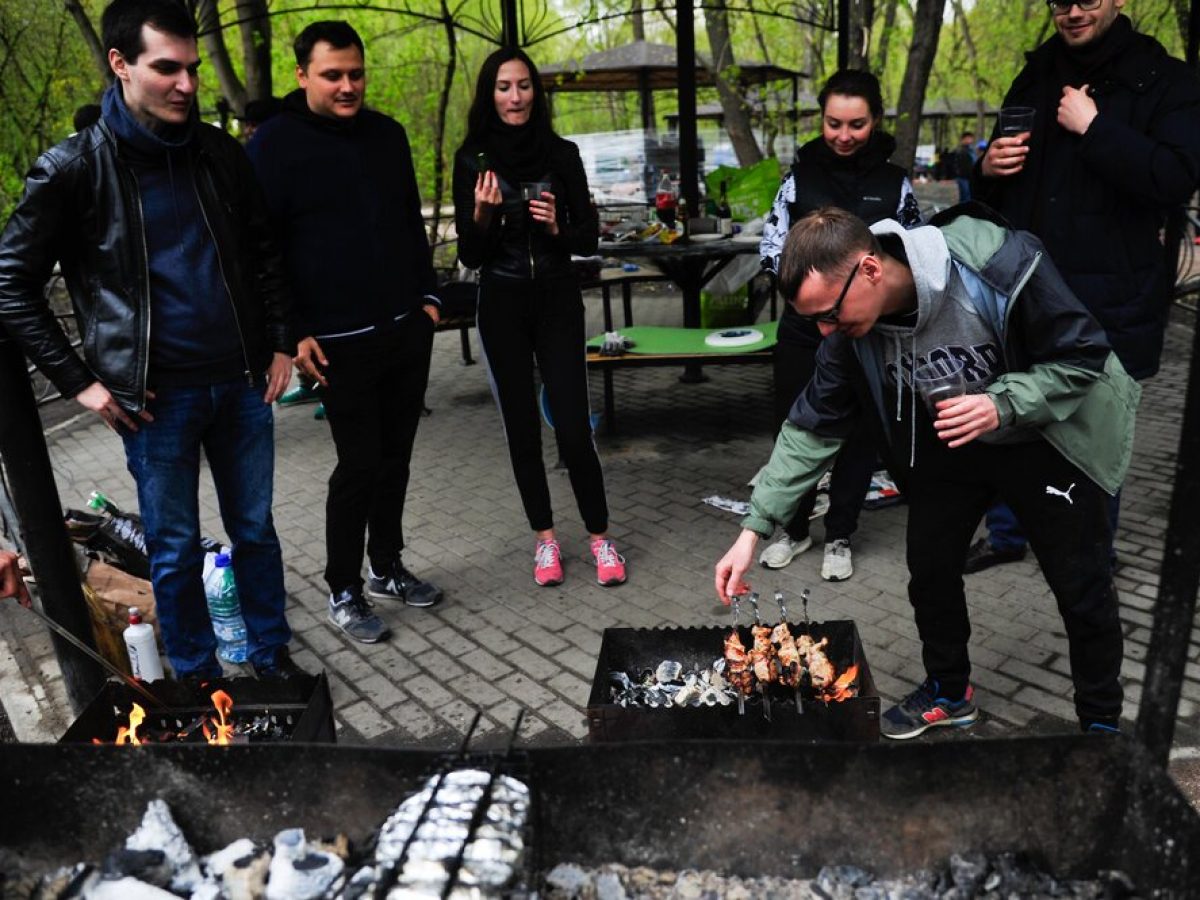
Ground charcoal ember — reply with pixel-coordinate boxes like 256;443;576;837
202;838;269;900
124;800;201;894
264;828;345;900
99;848;170;888
947;851;988;893
27;862;93;900
81;874;178;899
544;862;593;897
812;864;872;899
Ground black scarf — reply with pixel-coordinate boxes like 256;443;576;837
1051;13;1134;87
482;118;551;182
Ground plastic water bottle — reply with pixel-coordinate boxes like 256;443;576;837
204;553;248;664
123;606;164;682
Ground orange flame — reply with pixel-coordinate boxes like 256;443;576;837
202;690;236;745
114;703;146;744
822;664;859;703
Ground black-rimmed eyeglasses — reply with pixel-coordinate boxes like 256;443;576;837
793;258;863;325
1046;0;1103;14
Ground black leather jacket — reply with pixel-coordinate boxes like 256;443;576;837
0;119;292;412
453;139;598;281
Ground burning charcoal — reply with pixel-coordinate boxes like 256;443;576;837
264;828;345;900
29;862;93;899
123;799;202;894
655;661;683;684
202;838;269;900
100;848;170;889
81;874;179;899
544;862;593;897
947;851;988;893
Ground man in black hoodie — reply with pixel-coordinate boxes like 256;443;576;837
0;0;298;681
248;20;443;645
965;0;1200;574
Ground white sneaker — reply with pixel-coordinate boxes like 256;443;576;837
759;535;813;569
821;539;853;581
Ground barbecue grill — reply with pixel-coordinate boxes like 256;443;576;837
587;622;879;741
1;737;1197;895
58;673;335;744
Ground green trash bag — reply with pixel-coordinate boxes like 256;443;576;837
704;159;782;222
700;284;750;329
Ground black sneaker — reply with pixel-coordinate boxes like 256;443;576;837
881;678;979;740
328;588;391;643
963;537;1026;574
367;558;443;608
253;646;308;681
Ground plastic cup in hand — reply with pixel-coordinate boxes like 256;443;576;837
913;359;966;418
998;106;1035;139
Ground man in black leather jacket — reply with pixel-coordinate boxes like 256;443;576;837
965;0;1200;575
0;0;299;681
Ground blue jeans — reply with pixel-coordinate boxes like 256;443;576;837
121;379;290;677
986;492;1121;559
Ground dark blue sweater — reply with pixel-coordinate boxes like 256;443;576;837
246;92;439;342
101;85;244;386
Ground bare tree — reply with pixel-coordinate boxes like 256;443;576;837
632;0;645;40
191;0;246;114
63;0;111;85
949;0;985;135
891;0;946;170
236;0;272;103
873;0;899;83
428;0;457;244
703;0;763;166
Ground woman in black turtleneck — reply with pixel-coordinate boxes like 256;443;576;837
756;69;922;581
453;48;626;589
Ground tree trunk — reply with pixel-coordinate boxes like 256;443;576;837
429;0;457;246
632;0;645;40
192;0;246;114
873;0;899;80
63;0;111;86
891;0;945;171
236;0;271;102
949;0;985;135
703;0;763;166
847;0;870;71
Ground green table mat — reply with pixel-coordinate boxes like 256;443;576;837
587;321;779;355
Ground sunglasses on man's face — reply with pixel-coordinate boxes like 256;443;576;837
1046;0;1103;14
792;258;862;325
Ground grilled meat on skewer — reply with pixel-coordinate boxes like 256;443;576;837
770;622;802;688
750;626;777;684
723;630;754;695
804;636;835;689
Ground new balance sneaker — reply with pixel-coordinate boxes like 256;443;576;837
881;678;979;740
591;538;627;587
534;539;564;586
821;538;854;581
367;558;443;608
328;588;390;643
759;535;813;570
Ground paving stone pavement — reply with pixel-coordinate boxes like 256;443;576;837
2;280;1199;769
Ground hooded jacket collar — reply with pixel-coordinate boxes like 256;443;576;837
281;88;361;134
101;83;194;160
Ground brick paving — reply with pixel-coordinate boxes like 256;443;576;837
2;258;1199;770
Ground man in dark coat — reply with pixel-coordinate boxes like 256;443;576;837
965;0;1200;574
248;20;443;645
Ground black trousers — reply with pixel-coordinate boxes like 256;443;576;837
905;420;1123;721
320;315;433;592
477;274;609;535
774;331;875;542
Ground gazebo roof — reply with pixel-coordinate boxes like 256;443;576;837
541;40;803;92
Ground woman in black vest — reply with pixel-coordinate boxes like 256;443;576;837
453;48;626;589
757;69;922;580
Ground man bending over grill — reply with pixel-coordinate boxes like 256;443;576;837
714;204;1138;739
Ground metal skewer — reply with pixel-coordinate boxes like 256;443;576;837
747;593;770;721
730;594;745;716
776;590;803;715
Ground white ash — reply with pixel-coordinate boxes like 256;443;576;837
264;828;344;900
124;799;202;894
201;838;270;900
82;873;180;899
541;857;1139;900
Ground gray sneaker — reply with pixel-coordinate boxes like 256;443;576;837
367;559;443;608
328;588;391;643
759;535;813;569
821;539;854;581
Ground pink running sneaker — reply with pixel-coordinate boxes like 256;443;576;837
591;538;627;586
533;539;564;586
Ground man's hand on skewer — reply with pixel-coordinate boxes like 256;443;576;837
715;529;759;604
